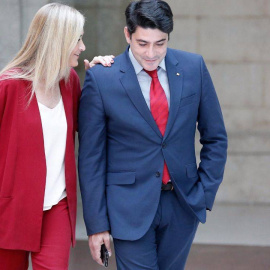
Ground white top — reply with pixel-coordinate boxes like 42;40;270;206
38;97;67;211
129;48;170;109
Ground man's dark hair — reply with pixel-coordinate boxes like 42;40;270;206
125;0;173;37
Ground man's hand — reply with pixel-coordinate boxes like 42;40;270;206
84;55;115;70
88;231;112;266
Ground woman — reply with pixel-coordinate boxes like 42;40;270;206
0;3;112;269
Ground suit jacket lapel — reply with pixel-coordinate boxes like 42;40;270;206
60;79;72;137
119;49;162;138
164;49;183;140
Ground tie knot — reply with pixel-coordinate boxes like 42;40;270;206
144;69;158;78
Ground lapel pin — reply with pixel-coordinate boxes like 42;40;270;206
176;73;180;76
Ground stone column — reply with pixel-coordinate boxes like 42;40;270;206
65;0;130;79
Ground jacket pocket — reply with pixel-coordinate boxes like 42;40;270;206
185;163;198;178
179;93;197;108
106;172;136;185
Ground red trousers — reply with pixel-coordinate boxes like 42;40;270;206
0;198;72;270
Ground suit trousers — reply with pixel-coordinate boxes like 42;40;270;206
0;198;71;270
113;190;199;270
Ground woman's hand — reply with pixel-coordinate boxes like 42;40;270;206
84;55;115;70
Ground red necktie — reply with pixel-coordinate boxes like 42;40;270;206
144;69;170;184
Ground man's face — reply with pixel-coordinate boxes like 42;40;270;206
124;26;168;71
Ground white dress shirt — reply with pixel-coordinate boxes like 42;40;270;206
128;49;170;110
129;49;171;182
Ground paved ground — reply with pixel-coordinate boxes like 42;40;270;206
69;241;270;270
186;244;270;270
70;203;270;269
28;203;270;269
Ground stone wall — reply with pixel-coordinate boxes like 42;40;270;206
167;0;270;204
68;0;130;79
0;0;48;69
0;0;269;205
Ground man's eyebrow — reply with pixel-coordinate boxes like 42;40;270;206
136;38;167;43
156;38;166;43
136;39;148;43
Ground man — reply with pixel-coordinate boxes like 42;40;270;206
79;0;227;269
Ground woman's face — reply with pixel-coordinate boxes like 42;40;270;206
69;34;86;67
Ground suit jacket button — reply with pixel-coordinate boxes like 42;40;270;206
156;172;160;177
162;142;167;149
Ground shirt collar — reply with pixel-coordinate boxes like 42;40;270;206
128;48;166;75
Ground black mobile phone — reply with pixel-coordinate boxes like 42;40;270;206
100;243;109;267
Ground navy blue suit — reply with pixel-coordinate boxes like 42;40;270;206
78;47;227;269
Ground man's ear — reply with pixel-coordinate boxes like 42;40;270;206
124;26;131;44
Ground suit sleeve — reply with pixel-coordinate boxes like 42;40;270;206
197;57;228;211
78;69;110;236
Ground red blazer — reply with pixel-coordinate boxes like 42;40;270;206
0;69;81;252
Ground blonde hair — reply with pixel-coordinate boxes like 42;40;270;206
0;3;84;97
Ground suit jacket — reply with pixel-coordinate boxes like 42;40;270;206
0;69;81;251
78;47;227;241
